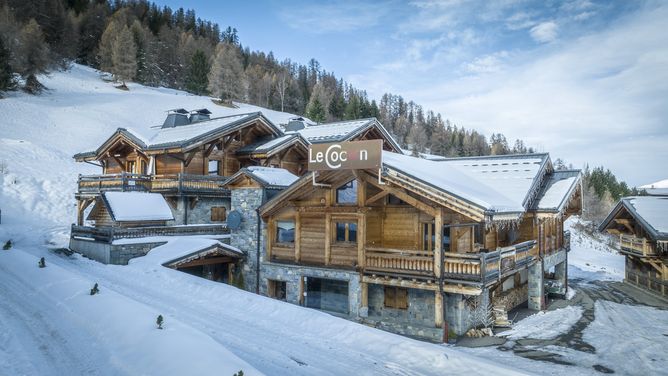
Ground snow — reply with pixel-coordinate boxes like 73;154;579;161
382;151;524;213
535;176;577;210
245;134;297;152
499;306;583;340
294;119;373;143
246;166;299;187
104;192;174;221
639;178;668;189
0;66;530;375
147;113;258;147
131;237;232;266
566;218;625;281
626;196;668;235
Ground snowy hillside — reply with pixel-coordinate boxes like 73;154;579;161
0;67;528;375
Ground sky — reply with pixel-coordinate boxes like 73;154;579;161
156;0;667;187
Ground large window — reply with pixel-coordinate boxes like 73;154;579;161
208;160;220;175
335;222;357;243
336;180;357;204
267;279;287;301
384;286;408;309
420;223;450;252
276;220;295;243
305;277;349;314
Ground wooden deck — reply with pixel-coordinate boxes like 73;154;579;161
619;234;659;257
77;173;229;196
70;224;229;243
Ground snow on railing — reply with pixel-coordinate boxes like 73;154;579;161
77;173;229;194
70;224;229;243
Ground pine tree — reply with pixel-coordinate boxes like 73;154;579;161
306;97;326;123
0;37;15;94
17;19;50;93
38;257;46;268
90;283;99;295
186;49;209;95
208;43;246;101
111;26;137;87
156;314;164;329
3;240;11;250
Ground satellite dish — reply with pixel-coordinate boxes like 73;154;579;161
227;210;242;230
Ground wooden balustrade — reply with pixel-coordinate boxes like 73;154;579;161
71;224;228;243
365;247;434;276
77;173;229;195
620;234;657;257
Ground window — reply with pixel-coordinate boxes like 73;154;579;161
387;194;405;205
267;279;286;301
336;180;357;204
335;222;357;243
384;286;408;309
208;160;220;175
140;160;147;175
126;160;136;173
420;223;450;252
276;220;295;243
211;207;227;221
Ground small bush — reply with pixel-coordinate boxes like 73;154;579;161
3;240;11;250
156;315;163;329
233;371;244;376
38;257;46;268
90;283;99;295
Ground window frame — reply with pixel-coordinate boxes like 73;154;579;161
335;179;358;205
334;221;357;244
210;206;227;222
275;219;296;245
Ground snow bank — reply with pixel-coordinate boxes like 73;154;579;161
104;192;174;221
0;248;260;376
499;306;583;340
565;218;625;281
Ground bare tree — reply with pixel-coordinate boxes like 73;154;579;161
111;26;137;87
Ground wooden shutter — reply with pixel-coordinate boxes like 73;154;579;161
384;286;396;307
211;207;227;221
384;286;408;309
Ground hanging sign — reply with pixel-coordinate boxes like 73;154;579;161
308;140;383;171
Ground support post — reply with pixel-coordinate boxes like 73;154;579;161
435;290;444;328
325;213;331;265
434;209;443;278
360;282;368;318
294;211;301;263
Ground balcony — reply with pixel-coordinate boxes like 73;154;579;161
77;173;229;196
443;240;538;284
619;234;658;257
71;224;229;243
364;247;434;277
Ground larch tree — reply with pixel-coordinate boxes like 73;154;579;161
98;19;122;74
111;25;137;87
17;19;50;93
0;37;15;94
186;49;209;95
207;43;246;101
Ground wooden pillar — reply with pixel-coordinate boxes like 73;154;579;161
360;282;368;310
298;276;305;306
434;209;443;278
357;212;366;268
325;213;331;265
294;211;301;263
435;291;444;327
76;199;84;226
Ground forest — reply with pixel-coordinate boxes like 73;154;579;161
0;0;636;217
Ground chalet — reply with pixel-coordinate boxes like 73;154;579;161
257;152;582;340
599;196;668;299
69;107;582;342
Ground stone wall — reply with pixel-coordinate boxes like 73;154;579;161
69;238;166;265
445;289;491;336
170;196;231;226
230;188;265;293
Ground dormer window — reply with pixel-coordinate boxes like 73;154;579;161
336;180;357;204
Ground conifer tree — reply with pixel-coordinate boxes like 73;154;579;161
186;49;209;95
0;37;14;94
111;26;137;87
208;43;246;101
90;283;99;295
17;19;50;93
3;240;12;250
38;257;46;268
98;19;122;74
156;314;164;329
306;97;326;123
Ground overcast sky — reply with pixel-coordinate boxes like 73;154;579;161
160;0;667;186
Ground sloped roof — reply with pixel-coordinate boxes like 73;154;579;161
599;196;668;240
436;154;550;210
225;166;299;189
532;170;581;212
291;118;403;152
235;134;307;157
102;192;174;221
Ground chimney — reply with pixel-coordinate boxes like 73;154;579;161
162;108;190;128
285;117;307;131
189;108;212;123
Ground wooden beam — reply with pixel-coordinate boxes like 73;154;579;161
360;172;439;217
361;282;368;310
172;256;236;268
325;213;331;265
294;211;301;263
358;212;366;268
362;275;439;291
434;208;443;278
184;150;198;167
435;291;443;327
203;143;216;158
365;190;390;206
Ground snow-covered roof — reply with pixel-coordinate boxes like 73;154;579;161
235;134;306;156
639;179;668;196
293;119;374;143
600;196;668;240
225;166;299;189
147;112;280;149
382;152;523;214
102;191;174;221
437;154;550;210
533;170;581;212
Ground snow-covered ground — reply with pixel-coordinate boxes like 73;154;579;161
0;66;527;375
498;306;583;340
566;217;626;281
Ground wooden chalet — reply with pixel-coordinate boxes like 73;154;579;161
600;196;668;298
259;151;582;340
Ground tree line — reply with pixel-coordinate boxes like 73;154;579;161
0;0;641;204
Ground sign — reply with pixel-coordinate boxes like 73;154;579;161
308;140;383;171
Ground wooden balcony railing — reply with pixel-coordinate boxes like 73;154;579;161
443;240;538;283
620;234;657;257
77;173;229;195
71;224;229;243
364;247;434;276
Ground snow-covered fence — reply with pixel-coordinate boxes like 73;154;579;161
77;173;229;195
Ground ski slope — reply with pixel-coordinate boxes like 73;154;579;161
0;66;528;375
